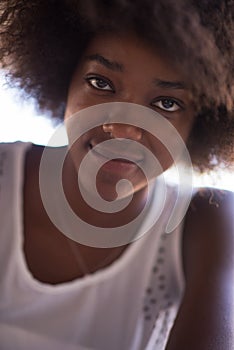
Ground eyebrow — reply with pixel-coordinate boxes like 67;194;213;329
85;54;124;72
154;79;186;90
85;54;186;89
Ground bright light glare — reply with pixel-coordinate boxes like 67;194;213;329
164;166;234;192
0;75;58;145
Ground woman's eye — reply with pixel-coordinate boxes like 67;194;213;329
86;77;114;91
152;98;181;112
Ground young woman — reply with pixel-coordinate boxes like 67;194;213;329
0;1;234;349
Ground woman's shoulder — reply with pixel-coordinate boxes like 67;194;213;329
166;188;234;349
183;186;234;276
26;143;44;169
184;187;234;251
189;186;234;212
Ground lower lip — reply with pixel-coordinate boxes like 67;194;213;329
90;148;141;175
101;159;139;174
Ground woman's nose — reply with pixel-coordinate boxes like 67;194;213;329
102;123;143;141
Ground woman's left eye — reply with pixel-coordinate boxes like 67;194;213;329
152;98;181;112
86;77;113;91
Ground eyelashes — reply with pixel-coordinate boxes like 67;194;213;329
85;75;115;92
84;74;184;112
151;98;183;112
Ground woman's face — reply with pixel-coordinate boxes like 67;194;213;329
64;32;195;201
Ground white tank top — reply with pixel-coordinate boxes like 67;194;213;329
0;142;185;350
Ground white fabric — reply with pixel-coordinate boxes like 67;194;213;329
0;142;186;350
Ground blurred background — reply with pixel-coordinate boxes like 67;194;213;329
0;74;233;191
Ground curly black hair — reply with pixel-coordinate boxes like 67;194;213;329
0;0;234;171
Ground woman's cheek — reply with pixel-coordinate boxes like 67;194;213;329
148;136;174;171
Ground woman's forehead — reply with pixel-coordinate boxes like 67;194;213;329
81;32;183;80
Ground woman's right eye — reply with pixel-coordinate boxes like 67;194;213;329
85;76;114;92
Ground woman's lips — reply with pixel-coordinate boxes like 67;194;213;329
88;142;143;175
100;158;139;175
